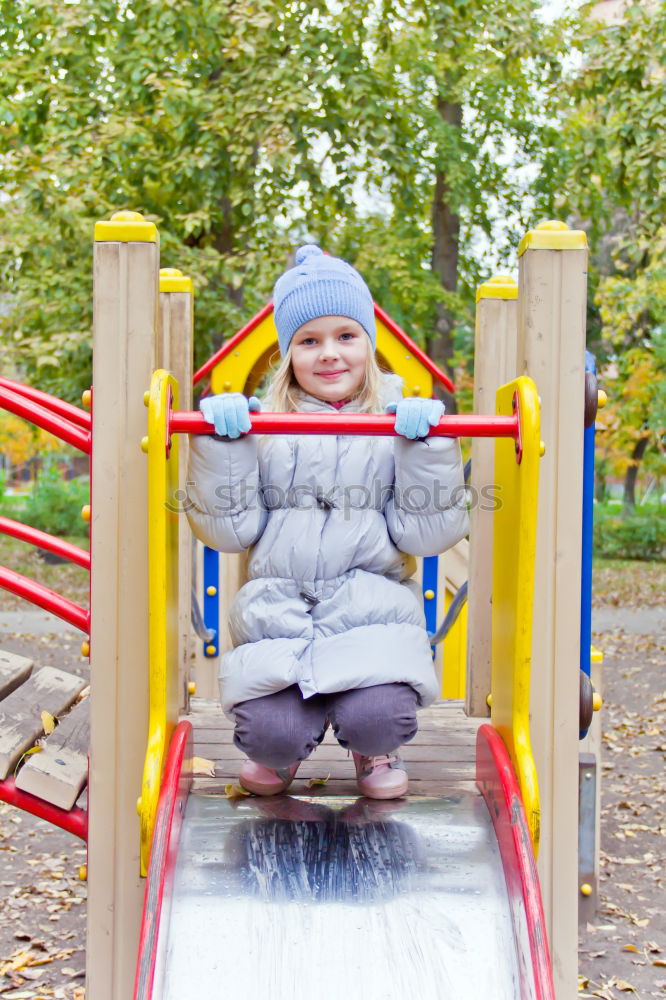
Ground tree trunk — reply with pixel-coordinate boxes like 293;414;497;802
622;435;649;510
428;98;462;412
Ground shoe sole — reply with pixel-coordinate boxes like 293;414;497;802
238;776;295;797
357;780;409;800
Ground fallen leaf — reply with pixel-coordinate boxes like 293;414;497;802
224;783;250;800
191;756;215;777
305;774;330;788
40;711;56;735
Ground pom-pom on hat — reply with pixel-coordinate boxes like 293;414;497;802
273;244;376;356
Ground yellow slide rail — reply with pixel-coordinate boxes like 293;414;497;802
137;369;181;875
491;376;542;852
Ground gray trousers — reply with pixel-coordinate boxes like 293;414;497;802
233;683;419;768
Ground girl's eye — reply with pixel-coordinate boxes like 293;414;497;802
299;337;316;345
340;332;355;340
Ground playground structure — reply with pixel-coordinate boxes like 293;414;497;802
0;213;605;1000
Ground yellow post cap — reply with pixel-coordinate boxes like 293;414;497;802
159;267;194;294
94;210;158;244
518;220;588;256
476;274;518;303
81;505;91;522
81;389;92;409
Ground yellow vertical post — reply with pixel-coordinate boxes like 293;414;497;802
516;220;588;1000
467;276;518;716
158;269;194;708
88;211;158;1000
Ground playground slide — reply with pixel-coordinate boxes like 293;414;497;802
134;724;553;1000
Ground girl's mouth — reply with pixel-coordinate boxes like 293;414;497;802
316;370;347;378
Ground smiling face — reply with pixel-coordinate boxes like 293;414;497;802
289;315;370;403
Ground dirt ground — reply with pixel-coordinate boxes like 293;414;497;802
0;561;664;999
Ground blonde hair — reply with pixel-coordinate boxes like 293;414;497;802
264;338;385;414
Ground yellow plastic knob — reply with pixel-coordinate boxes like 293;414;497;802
580;883;593;897
206;644;217;656
597;389;608;410
140;436;149;453
206;585;217;597
143;390;150;407
424;589;435;600
223;381;232;391
136;797;142;816
81;640;90;658
81;505;91;522
78;865;87;882
81;389;92;409
539;441;546;457
188;681;196;696
592;692;603;712
412;386;421;396
486;694;492;708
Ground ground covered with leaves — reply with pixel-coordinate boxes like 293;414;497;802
0;556;664;997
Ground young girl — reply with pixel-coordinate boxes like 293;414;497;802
186;245;468;800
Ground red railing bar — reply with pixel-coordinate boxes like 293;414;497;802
193;301;275;385
171;411;520;440
0;377;91;430
0;385;91;454
0;517;90;571
0;567;89;633
0;778;88;841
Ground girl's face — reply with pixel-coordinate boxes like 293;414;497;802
290;316;369;402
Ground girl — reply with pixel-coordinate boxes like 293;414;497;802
186;245;468;800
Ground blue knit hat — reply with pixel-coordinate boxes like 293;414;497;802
273;245;376;356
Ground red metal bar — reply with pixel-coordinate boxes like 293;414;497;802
0;777;88;841
0;566;90;633
193;301;275;385
0;385;91;454
0;376;91;430
0;517;90;570
134;722;193;1000
171;410;519;440
373;302;454;393
476;725;554;1000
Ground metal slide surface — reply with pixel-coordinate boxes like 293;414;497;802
154;790;532;1000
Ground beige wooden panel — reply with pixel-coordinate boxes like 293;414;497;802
0;667;86;778
16;696;89;809
158;284;193;710
0;649;33;700
88;234;158;1000
467;284;518;717
516;236;587;1000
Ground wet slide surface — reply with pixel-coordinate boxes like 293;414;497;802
155;791;530;1000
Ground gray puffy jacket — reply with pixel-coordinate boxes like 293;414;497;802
186;375;468;715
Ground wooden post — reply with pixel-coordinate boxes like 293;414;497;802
467;276;518;716
516;220;588;1000
88;211;159;1000
158;269;194;709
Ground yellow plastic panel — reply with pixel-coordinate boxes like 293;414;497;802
210;310;435;398
491;376;541;850
475;274;518;303
159;267;194;294
441;597;468;700
139;369;180;875
94;210;158;244
518;220;587;256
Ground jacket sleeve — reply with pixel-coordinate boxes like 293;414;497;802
185;433;267;553
385;435;469;557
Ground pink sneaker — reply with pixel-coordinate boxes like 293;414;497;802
239;759;300;796
352;751;408;800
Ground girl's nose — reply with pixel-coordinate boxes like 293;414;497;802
319;338;341;360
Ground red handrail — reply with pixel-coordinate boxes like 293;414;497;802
0;566;89;633
0;377;91;430
171;410;520;440
0;517;90;570
0;778;88;841
0;385;91;454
